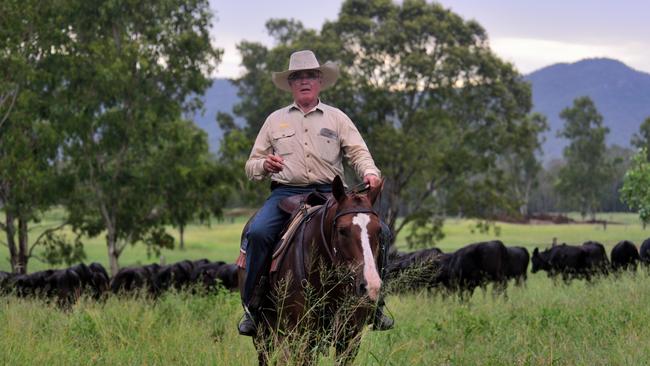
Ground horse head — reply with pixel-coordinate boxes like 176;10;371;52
326;175;383;301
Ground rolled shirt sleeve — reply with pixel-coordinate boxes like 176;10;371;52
338;112;381;179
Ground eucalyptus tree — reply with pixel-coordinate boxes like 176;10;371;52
555;96;612;220
0;0;84;273
59;0;222;274
499;113;549;216
631;117;650;160
620;148;650;226
224;0;540;248
157;119;231;250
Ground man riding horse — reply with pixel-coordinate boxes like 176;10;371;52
238;50;393;336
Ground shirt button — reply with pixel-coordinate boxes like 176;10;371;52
304;142;308;146
306;154;310;158
304;129;308;132
308;169;312;173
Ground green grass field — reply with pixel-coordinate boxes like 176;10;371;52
1;212;650;365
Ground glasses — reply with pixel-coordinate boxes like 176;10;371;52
288;71;321;82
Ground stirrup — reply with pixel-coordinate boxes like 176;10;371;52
238;309;258;336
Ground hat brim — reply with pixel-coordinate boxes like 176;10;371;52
272;61;339;92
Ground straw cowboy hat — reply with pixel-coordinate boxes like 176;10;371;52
272;50;340;92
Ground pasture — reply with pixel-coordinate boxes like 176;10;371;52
2;212;650;365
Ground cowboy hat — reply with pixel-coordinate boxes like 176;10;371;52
272;50;339;92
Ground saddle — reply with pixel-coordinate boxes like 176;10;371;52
236;191;330;272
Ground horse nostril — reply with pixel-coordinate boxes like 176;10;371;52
358;282;367;295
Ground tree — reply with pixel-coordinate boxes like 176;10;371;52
157;119;231;250
223;0;540;248
600;145;633;212
631;117;650;161
555;96;612;220
0;0;84;273
499;113;549;216
59;0;222;275
620;148;650;226
528;159;564;214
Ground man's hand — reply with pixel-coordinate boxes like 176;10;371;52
263;154;284;174
363;173;382;190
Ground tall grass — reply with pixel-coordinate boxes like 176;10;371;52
2;212;650;364
2;271;650;365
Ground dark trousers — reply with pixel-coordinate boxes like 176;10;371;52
243;184;332;306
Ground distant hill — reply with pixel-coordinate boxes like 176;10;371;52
193;58;650;159
190;78;238;153
525;58;650;161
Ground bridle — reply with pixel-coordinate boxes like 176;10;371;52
318;186;379;264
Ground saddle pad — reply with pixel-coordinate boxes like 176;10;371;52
236;204;323;271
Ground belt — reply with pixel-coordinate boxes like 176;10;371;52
270;181;332;192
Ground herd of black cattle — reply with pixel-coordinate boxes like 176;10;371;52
1;238;649;307
0;259;239;307
387;238;650;298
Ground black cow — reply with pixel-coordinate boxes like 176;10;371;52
385;248;443;291
505;246;530;286
68;263;96;297
88;262;111;299
111;263;161;295
435;240;509;300
532;244;591;283
611;240;640;272
582;241;610;276
154;260;197;294
12;269;56;297
0;271;14;294
191;261;226;292
215;263;239;291
640;238;650;267
46;269;82;308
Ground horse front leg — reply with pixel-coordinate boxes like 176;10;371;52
253;332;271;366
334;330;363;366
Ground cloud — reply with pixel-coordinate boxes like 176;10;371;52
490;37;650;74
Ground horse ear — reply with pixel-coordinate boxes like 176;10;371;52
332;175;346;202
368;177;384;205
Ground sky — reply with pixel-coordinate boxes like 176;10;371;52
209;0;650;79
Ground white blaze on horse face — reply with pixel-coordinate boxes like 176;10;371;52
352;213;381;301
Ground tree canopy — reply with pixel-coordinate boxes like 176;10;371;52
222;0;542;248
1;0;224;274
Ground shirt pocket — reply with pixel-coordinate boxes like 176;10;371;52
271;128;296;157
317;134;340;164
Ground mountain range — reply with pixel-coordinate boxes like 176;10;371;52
525;58;650;161
193;58;650;161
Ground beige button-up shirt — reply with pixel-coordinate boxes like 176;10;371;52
245;101;380;185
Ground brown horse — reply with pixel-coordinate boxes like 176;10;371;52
238;176;384;365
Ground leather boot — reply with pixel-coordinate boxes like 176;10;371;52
237;276;268;337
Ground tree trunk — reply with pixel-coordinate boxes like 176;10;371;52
385;187;400;246
5;212;19;273
179;224;185;250
17;216;29;274
107;227;120;276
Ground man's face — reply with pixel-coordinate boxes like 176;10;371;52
288;70;322;106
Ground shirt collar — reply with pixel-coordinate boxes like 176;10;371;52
289;99;324;115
